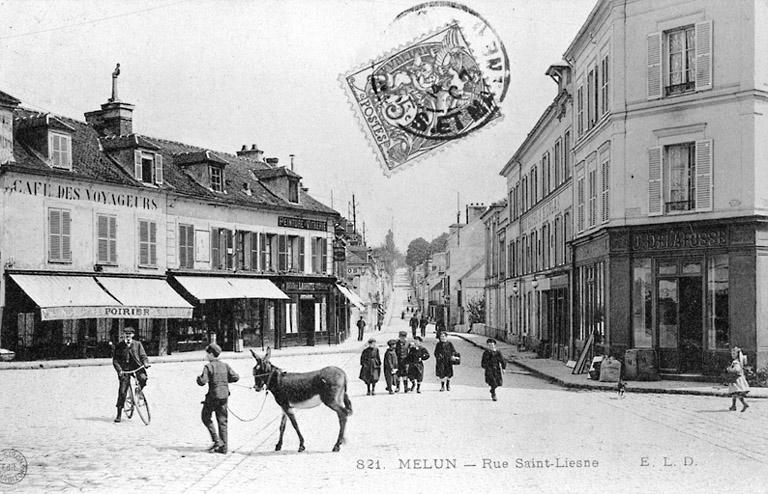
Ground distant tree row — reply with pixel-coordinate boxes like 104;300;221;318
405;232;449;269
371;229;404;277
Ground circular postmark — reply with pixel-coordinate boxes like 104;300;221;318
369;1;510;142
0;449;27;485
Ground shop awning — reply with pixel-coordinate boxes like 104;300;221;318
97;277;193;319
10;274;119;321
174;276;289;301
336;284;365;310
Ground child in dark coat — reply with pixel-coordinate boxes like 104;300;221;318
395;331;411;392
406;336;430;393
383;339;398;394
481;339;506;401
359;338;381;395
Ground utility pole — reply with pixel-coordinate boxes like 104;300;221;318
330;189;334;209
363;221;366;245
456;191;461;247
352;194;357;234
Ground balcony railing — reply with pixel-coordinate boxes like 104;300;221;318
665;200;693;213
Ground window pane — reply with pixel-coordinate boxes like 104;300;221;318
658;279;678;348
632;258;653;347
707;254;729;350
682;262;701;274
658;260;677;275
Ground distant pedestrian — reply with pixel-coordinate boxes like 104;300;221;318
435;318;446;335
419;314;428;338
357;315;366;341
727;346;750;412
359;338;381;395
112;327;150;423
383;339;398;394
406;336;430;393
409;314;419;338
481;339;506;401
434;331;456;392
401;311;405;320
196;343;240;454
395;330;411;392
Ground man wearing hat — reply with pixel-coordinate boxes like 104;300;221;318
112;327;150;423
197;343;240;454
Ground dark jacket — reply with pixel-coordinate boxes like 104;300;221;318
406;346;430;381
112;340;149;374
197;359;240;401
359;347;381;383
395;339;411;376
419;317;428;329
356;319;366;330
481;349;506;387
383;348;398;376
409;316;419;329
434;341;456;378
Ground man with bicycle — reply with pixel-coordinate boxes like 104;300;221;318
112;327;150;423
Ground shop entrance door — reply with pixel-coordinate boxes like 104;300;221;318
299;299;315;346
657;276;703;372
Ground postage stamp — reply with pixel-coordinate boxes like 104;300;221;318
343;20;508;175
0;449;27;485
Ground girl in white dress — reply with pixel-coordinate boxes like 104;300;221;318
728;346;750;412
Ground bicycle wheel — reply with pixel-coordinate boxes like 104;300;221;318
124;379;135;419
134;386;150;425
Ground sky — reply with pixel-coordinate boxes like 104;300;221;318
0;0;595;251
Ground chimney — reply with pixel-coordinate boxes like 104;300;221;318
0;90;21;165
289;154;295;172
265;157;279;166
466;202;485;223
242;182;252;196
236;144;264;162
84;63;134;136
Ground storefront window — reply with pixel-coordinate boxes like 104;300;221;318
658;279;678;348
286;296;298;334
632;258;653;347
682;261;701;275
707;254;729;349
659;260;677;275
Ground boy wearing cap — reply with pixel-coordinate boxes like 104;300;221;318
112;327;150;423
481;339;506;401
359;338;381;396
383;339;398;394
406;336;430;393
197;343;240;454
395;331;411;392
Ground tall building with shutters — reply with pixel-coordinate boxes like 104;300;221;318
564;0;768;374
0;77;345;360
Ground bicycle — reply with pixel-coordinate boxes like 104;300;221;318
122;365;151;425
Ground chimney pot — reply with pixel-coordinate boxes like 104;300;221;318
251;144;257;150
241;145;247;151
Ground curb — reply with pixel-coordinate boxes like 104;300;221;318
450;333;768;399
0;346;364;371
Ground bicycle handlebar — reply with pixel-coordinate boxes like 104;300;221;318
122;364;149;375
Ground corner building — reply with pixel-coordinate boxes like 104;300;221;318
566;0;768;373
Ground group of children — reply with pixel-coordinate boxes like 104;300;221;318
359;330;507;400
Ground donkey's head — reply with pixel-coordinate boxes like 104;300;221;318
250;347;273;392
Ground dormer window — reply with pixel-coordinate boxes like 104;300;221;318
49;132;72;169
288;179;299;203
210;165;224;192
133;150;163;185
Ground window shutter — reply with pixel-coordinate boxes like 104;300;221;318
695;21;713;91
97;215;108;263
139;221;149;265
648;146;663;216
577;177;585;231
109;217;117;264
695;140;713;211
647;32;662;99
134;150;142;180
178;226;187;269
150;222;157;266
49;209;61;261
65;135;72;169
155;153;163;184
298;237;305;273
601;160;610;223
62;210;71;261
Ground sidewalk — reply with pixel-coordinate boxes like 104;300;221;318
451;331;768;399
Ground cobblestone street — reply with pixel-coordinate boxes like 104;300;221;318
2;316;767;493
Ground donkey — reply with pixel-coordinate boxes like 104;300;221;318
250;348;352;452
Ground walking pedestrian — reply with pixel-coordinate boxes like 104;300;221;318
112;327;150;423
383;339;398;394
409;313;419;339
727;346;750;412
419;314;428;339
434;331;456;392
359;338;381;396
395;330;411;392
435;318;446;335
481;339;506;401
196;343;240;454
356;315;366;341
406;336;430;393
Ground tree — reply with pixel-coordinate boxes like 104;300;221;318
429;232;449;253
405;237;431;268
371;229;402;277
466;296;486;328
